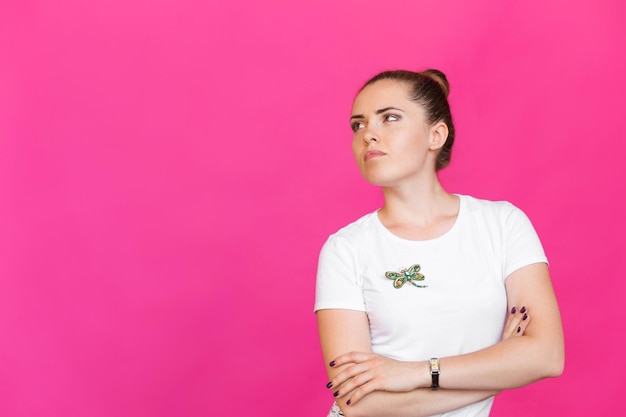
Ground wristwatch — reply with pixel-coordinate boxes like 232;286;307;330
429;358;440;391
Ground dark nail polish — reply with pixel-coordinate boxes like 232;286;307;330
523;313;528;321
333;391;339;397
326;381;333;389
347;399;352;405
516;326;521;333
329;360;336;367
520;306;526;314
511;307;516;314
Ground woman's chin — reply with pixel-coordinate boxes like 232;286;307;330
361;173;398;188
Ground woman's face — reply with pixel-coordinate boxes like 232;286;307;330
350;79;445;187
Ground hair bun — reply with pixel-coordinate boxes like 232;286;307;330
421;69;450;97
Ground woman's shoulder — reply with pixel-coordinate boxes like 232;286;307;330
325;211;379;243
459;194;535;232
318;212;379;258
460;194;523;217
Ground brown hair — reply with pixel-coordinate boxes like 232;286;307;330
361;69;455;171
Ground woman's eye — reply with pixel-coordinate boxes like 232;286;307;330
384;114;400;122
351;121;365;132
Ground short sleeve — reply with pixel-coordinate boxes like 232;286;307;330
314;235;366;312
503;204;548;279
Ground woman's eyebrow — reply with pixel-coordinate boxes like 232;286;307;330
376;107;403;114
350;107;404;120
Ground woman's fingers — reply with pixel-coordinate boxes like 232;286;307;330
502;306;530;340
341;375;378;406
326;353;422;405
329;351;371;368
332;368;377;402
327;352;375;395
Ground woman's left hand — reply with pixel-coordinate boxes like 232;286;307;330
327;352;425;405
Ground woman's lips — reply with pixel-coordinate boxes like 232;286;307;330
365;150;386;161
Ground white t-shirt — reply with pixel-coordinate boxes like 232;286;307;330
315;195;547;417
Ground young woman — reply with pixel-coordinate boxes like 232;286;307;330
315;69;564;417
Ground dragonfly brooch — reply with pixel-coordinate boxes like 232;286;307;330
385;264;428;289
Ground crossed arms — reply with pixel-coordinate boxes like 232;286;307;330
317;263;564;417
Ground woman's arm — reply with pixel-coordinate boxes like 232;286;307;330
318;309;501;417
327;263;564;408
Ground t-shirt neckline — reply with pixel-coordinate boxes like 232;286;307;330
373;194;465;244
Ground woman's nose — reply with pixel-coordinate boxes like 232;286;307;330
363;129;378;143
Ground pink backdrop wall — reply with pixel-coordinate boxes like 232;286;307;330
1;1;625;416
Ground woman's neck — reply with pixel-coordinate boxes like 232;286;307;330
378;177;459;240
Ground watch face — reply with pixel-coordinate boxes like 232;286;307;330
430;359;439;372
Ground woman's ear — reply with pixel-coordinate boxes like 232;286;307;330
429;122;449;150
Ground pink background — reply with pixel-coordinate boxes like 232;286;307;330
1;1;625;416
